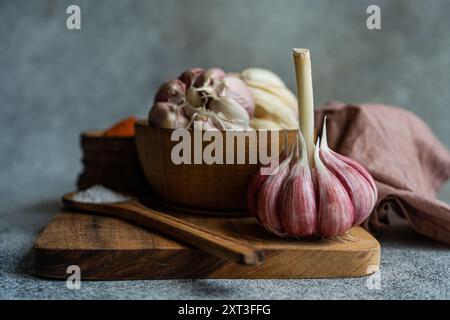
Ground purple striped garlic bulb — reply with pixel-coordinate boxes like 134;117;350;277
248;118;377;238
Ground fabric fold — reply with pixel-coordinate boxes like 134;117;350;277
314;101;450;245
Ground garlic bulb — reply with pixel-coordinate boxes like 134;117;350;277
250;83;298;114
178;68;204;87
154;79;186;105
241;68;299;129
186;87;203;108
190;68;227;89
148;102;190;129
219;75;255;116
248;119;378;238
150;67;295;130
192;116;218;131
249;87;298;129
241;68;286;88
209;97;250;126
203;68;226;83
249;117;282;130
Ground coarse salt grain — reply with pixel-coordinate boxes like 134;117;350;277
73;185;131;203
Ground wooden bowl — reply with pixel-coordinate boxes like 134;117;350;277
135;120;297;212
77;130;148;193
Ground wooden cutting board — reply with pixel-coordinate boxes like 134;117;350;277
33;208;380;279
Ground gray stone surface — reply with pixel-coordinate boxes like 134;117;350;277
0;0;449;299
1;209;449;299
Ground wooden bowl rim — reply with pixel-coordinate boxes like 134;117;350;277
135;119;299;134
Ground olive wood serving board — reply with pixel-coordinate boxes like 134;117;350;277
34;208;380;279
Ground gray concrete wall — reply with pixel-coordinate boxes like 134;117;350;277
1;0;449;201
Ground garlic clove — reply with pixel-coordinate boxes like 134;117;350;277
329;149;378;200
256;156;291;234
203;68;226;82
209;97;250;126
279;133;317;237
248;130;291;217
247;163;272;217
241;67;298;119
219;75;255;117
212;115;247;130
314;139;355;237
193;68;227;89
148;102;189;129
178;68;204;87
154;79;186;105
241;68;286;88
319;118;377;226
249;86;298;129
193;118;217;130
186;87;203;108
335;153;378;201
249;117;283;130
180;103;200;119
246;82;298;118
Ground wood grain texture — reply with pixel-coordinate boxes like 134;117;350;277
135;121;298;211
62;193;263;266
34;210;380;279
77;130;148;193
